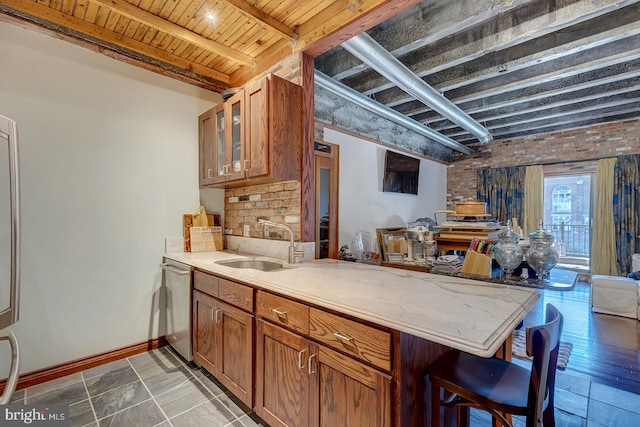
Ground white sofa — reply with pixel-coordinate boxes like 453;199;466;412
590;275;640;319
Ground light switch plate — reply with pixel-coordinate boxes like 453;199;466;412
243;224;250;237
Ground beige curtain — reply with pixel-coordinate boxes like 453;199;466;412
524;165;543;235
592;158;618;276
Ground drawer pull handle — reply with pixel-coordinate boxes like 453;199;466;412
308;354;316;376
215;309;223;324
333;332;356;347
272;308;288;321
297;349;306;370
211;308;217;321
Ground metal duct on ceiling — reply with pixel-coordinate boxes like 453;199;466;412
342;32;493;145
314;70;476;156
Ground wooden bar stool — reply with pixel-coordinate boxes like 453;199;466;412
428;304;563;427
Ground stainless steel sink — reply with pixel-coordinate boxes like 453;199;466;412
215;259;284;271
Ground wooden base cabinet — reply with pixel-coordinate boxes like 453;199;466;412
255;319;392;427
193;289;254;407
310;344;391;427
255;319;310;427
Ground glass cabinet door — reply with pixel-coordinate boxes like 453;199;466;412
226;92;245;181
215;108;226;181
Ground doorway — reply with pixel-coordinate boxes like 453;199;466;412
543;167;594;273
314;141;339;259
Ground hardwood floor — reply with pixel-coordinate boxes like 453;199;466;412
521;282;640;395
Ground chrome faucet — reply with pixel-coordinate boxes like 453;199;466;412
258;219;303;264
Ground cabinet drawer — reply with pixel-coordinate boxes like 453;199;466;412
256;291;309;335
194;271;219;297
218;278;253;312
309;308;391;371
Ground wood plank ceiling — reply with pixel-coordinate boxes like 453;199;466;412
0;0;415;91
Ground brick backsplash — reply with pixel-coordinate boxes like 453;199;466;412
225;181;301;241
447;118;640;208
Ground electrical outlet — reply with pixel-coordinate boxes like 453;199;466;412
243;224;250;237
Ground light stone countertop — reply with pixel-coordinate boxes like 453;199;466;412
164;250;541;357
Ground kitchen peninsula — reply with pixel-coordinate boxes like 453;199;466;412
165;250;540;427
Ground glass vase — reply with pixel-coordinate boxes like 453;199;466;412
494;220;524;278
525;221;559;283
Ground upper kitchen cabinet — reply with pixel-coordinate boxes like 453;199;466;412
199;91;245;186
199;74;302;188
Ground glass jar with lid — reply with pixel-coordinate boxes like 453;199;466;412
494;220;524;278
525;220;559;282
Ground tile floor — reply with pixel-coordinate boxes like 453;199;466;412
10;347;265;427
9;345;640;426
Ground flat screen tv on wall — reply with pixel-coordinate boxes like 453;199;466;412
383;150;420;195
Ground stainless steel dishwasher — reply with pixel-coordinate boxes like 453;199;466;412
160;259;193;361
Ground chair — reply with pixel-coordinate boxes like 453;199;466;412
428;304;563;427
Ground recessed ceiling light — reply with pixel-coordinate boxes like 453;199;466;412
207;13;215;21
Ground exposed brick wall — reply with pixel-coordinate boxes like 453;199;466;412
447;118;640;208
225;181;302;241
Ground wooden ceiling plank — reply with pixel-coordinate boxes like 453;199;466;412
83;1;98;21
89;0;256;67
141;27;158;43
146;0;165;16
171;0;206;27
73;0;87;19
158;0;180;19
61;0;74;15
112;13;129;34
122;16;140;37
93;5;110;27
104;7;121;31
0;0;230;85
220;0;297;43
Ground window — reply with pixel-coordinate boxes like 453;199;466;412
552;185;571;212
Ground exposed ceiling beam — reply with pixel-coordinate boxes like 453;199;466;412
221;0;298;44
479;105;640;141
442;92;640;138
90;0;257;68
426;77;640;130
337;0;639;97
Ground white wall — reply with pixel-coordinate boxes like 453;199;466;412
323;128;447;251
0;21;223;375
